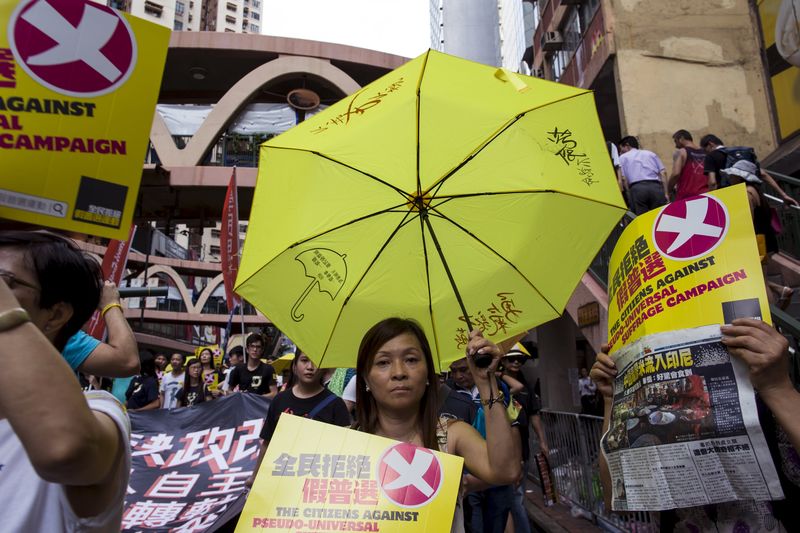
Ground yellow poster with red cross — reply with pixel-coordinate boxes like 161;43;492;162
238;414;463;532
0;0;169;239
607;185;770;351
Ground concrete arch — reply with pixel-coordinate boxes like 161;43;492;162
150;56;362;167
135;266;229;316
193;273;225;312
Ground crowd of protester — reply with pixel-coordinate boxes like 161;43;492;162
3;126;800;532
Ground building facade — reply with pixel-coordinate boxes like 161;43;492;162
530;0;784;175
431;0;532;72
100;0;262;33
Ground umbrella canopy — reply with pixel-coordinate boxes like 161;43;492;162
236;50;626;370
269;353;295;375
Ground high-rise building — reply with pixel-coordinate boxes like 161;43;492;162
100;0;261;33
430;0;532;73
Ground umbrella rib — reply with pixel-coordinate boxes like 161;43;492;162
428;189;628;213
266;145;411;201
318;209;419;364
286;202;412;250
424;91;590;199
415;50;430;199
425;205;562;318
418;206;442;367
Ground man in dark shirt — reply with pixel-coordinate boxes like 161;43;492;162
700;134;799;206
228;333;277;398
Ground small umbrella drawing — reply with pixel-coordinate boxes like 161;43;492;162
290;248;347;322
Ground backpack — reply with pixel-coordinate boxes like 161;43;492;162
721;146;760;175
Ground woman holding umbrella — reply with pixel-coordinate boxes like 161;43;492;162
355;318;520;533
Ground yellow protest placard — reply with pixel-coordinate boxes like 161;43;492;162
0;0;169;239
238;415;463;532
607;185;769;351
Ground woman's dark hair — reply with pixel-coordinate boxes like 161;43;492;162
199;348;215;370
287;351;321;389
139;350;157;379
183;358;202;390
355;318;439;450
0;231;102;350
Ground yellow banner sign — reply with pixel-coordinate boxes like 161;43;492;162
0;0;169;239
238;414;463;532
607;185;769;351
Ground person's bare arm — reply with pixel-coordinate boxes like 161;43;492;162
761;170;800;207
246;440;269;488
0;281;122;488
78;281;139;378
707;171;718;191
590;347;616;511
449;331;520;486
659;169;670;200
668;148;686;191
722;319;800;453
530;413;548;456
500;373;524;395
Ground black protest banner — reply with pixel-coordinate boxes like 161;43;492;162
123;393;269;532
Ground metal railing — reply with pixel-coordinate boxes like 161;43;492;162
532;410;659;532
764;169;800;260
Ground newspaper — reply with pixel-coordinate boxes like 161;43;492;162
601;325;784;511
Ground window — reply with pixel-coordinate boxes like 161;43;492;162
175;1;184;15
144;0;163;17
226;2;237;11
173;20;183;30
250;23;259;32
252;0;260;7
251;11;259;20
210;228;220;239
225;14;236;24
209;245;221;256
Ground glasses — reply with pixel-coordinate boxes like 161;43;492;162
0;270;40;291
503;356;524;364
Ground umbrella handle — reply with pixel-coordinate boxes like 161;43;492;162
291;280;316;322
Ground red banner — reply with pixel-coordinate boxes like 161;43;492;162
85;224;137;340
221;168;240;312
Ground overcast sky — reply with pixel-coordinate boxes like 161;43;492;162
262;0;431;59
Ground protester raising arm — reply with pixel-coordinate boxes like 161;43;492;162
447;331;521;486
589;346;617;511
721;318;800;453
76;281;139;377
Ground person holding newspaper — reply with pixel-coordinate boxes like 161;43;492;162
591;318;800;531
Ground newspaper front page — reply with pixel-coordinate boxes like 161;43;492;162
601;325;784;511
602;186;786;512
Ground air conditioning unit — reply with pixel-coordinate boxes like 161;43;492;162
542;31;564;51
532;67;545;78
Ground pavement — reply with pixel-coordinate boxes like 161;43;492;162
524;483;602;533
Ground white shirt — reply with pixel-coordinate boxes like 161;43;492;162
160;371;184;409
578;377;597;397
619;148;665;185
342;375;357;403
0;391;131;532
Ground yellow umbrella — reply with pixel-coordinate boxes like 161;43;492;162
236;50;626;370
269;353;295;375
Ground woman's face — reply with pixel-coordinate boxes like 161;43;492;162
503;356;523;373
188;361;202;378
366;332;428;412
293;354;320;386
200;350;212;364
154;354;167;370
